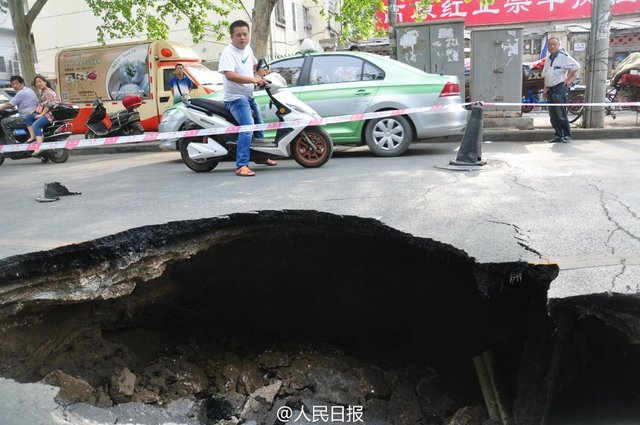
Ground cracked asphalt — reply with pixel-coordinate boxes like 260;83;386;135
1;138;639;299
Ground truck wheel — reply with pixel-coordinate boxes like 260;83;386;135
180;136;220;172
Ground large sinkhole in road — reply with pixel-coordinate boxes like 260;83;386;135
0;211;639;425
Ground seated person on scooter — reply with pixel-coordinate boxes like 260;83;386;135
0;75;38;144
219;19;276;177
169;64;195;105
23;75;59;155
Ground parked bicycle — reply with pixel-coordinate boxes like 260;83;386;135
568;86;621;123
521;88;545;113
521;83;585;115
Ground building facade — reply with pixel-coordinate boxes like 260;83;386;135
0;8;20;85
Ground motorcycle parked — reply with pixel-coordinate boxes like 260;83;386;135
178;72;333;172
0;103;79;166
84;94;145;139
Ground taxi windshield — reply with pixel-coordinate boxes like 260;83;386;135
186;65;223;87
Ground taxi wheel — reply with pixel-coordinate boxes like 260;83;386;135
364;115;413;157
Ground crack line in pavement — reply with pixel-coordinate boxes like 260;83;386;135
487;219;543;258
589;182;640;248
611;258;628;293
504;163;546;193
612;196;640;221
588;182;639;290
414;172;459;211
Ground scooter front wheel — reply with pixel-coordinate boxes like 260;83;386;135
180;136;220;172
126;122;144;135
291;126;333;168
521;99;535;113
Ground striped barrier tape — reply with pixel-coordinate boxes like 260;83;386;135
0;104;442;153
1;100;639;153
477;101;640;108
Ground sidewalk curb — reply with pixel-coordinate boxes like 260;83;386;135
483;127;639;142
69;141;162;155
67;126;638;155
422;126;637;144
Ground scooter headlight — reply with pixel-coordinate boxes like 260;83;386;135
160;108;183;123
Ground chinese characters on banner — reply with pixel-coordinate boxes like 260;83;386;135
377;0;640;29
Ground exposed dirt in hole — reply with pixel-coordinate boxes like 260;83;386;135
547;293;640;423
3;211;638;424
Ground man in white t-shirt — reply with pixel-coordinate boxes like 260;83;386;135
218;20;275;177
542;37;580;143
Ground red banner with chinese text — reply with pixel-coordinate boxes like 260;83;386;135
377;0;640;30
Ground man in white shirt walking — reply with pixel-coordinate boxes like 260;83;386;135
542;37;580;143
218;20;276;177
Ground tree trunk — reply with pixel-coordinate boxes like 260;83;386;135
251;0;278;60
6;0;48;85
388;0;397;60
7;0;37;84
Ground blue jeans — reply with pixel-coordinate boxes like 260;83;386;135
24;113;51;137
224;97;264;168
547;86;571;139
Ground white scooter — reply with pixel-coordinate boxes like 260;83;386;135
179;72;333;172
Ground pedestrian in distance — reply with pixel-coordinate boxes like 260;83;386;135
169;63;195;105
542;37;580;144
218;19;276;177
0;75;38;145
23;75;59;156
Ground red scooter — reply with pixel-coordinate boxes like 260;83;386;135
84;94;145;139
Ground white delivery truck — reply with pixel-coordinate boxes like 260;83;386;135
56;40;222;133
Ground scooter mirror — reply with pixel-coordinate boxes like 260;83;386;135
257;58;269;76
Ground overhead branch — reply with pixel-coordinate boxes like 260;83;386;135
26;0;48;27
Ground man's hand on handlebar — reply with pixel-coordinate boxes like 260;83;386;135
253;76;267;87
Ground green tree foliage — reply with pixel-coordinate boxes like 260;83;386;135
85;0;237;44
84;0;495;46
329;0;385;41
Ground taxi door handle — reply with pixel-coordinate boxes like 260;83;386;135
355;89;370;96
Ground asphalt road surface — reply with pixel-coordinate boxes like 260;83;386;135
1;139;639;299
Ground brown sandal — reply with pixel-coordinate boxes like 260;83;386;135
235;165;256;177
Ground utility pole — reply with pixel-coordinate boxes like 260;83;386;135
584;0;612;128
389;0;398;60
